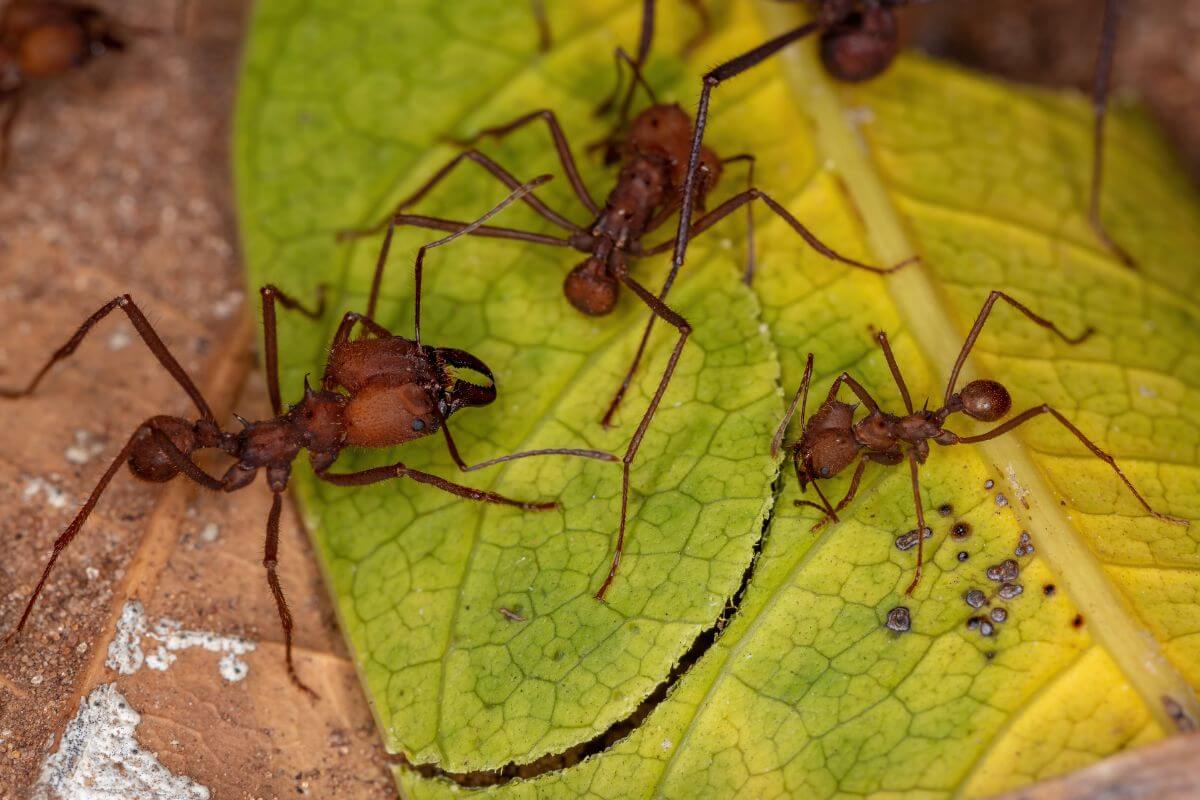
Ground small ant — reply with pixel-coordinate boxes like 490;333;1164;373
1;178;614;694
0;0;185;171
772;290;1188;594
670;0;1136;279
338;57;909;601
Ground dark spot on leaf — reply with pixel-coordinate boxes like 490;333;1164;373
1072;614;1085;628
951;522;971;539
964;589;986;609
885;606;911;633
938;503;953;517
956;551;969;562
1042;583;1056;596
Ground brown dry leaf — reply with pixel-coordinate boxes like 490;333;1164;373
0;2;388;797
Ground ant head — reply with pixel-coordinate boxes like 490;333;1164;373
819;5;898;83
564;257;618;316
958;379;1012;422
627;104;691;157
128;417;196;483
433;347;497;417
805;428;859;481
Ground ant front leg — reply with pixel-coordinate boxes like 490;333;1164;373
0;294;215;421
810;457;868;532
772;353;815;456
315;462;558;511
260;284;328;416
595;270;692;601
873;331;914;414
337;136;581;243
955;405;1189;527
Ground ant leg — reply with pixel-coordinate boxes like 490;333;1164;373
404;176;551;344
772;353;815;456
1088;0;1136;269
595;271;692;601
904;452;928;595
260;284;328;415
437;416;615;473
720;154;758;284
595;0;656;117
0;91;22;173
825;371;883;415
446;109;601;214
811;457;868;531
642;187;912;276
591;46;661;158
956;405;1188;526
0;294;215;422
4;418;227;643
672;22;822;272
530;0;550;52
943;291;1094;407
263;491;318;698
873;331;913;414
4;435;137;642
337;147;579;242
315;462;557;511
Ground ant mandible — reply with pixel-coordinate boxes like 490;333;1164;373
669;0;1135;277
1;177;615;695
772;290;1189;594
338;55;909;601
0;0;186;171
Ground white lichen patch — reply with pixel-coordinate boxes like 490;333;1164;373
31;683;210;800
106;601;255;683
1005;463;1030;508
64;429;106;466
23;476;70;510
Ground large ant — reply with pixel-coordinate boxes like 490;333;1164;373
668;0;1135;280
339;58;909;601
0;0;184;170
1;178;615;694
772;290;1188;594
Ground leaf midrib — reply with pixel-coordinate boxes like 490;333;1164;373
754;0;1199;737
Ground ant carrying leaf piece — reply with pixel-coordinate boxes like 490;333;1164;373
0;176;614;696
669;0;1137;272
337;52;907;601
772;290;1188;594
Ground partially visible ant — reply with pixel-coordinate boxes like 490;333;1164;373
772;290;1188;594
338;56;909;601
0;0;187;170
670;0;1136;278
0;177;615;695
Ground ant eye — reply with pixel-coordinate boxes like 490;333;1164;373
411;419;426;432
820;467;831;477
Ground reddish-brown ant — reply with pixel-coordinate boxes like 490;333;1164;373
670;0;1135;277
772;290;1188;594
0;0;186;170
338;57;909;600
1;177;614;694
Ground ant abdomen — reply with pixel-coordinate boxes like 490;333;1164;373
960;379;1012;422
127;416;195;483
564;257;619;316
819;7;899;83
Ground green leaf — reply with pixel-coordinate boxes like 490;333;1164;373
235;1;1200;797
